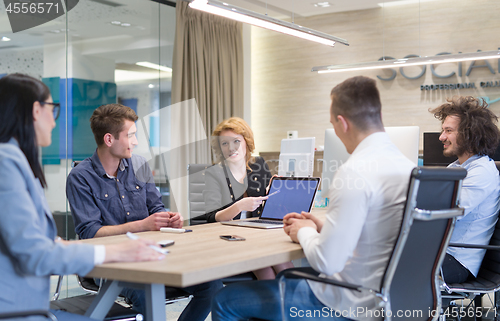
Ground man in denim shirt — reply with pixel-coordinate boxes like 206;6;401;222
67;104;222;321
431;96;500;283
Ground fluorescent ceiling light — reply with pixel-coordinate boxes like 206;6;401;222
188;0;348;47
314;2;331;8
115;70;171;83
1;37;11;41
378;0;438;7
312;50;500;73
136;61;173;72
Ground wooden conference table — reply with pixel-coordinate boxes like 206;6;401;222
80;208;327;321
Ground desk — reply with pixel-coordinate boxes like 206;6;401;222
79;210;327;321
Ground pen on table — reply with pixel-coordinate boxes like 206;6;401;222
160;227;192;233
126;232;169;254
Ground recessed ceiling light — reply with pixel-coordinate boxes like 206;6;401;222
136;61;173;73
148;84;154;88
313;2;331;8
121;23;131;27
111;21;121;25
50;30;61;33
1;37;11;41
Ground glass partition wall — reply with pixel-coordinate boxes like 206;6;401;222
0;0;175;297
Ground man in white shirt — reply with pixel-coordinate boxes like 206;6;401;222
430;96;500;284
211;76;415;321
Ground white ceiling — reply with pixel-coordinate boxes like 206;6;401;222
0;0;417;55
0;0;421;87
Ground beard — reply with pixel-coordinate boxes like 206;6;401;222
443;148;455;157
442;141;466;158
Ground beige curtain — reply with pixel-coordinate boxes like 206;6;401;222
169;1;243;218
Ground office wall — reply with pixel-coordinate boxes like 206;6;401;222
251;0;500;152
0;49;43;77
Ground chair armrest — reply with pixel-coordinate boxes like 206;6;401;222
52;275;64;301
448;243;500;250
412;208;464;220
281;270;362;292
0;310;57;320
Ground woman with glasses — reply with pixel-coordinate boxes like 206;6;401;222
40;101;61;120
0;73;164;320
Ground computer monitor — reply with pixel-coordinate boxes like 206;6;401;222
320;129;350;198
423;132;457;166
278;137;315;177
385;126;420;165
321;126;420;199
424;132;500;166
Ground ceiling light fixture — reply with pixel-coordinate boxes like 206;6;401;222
312;49;500;73
111;21;121;25
115;70;172;83
188;0;348;47
121;23;131;27
136;61;173;72
313;2;331;8
377;0;438;7
1;37;11;41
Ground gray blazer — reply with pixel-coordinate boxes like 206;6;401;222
0;138;95;314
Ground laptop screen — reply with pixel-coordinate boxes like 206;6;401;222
260;177;320;220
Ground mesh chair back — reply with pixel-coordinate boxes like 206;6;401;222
383;167;466;321
188;164;211;224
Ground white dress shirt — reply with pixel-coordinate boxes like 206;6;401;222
298;132;414;321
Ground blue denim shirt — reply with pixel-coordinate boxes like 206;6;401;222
447;155;500;276
66;150;165;239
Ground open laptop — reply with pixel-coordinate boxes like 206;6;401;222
221;177;321;229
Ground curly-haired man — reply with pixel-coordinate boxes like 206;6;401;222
431;96;500;283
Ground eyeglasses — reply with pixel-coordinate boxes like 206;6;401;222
40;102;61;120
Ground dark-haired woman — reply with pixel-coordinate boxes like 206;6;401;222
0;73;164;320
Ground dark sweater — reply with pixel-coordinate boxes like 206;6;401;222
204;157;271;223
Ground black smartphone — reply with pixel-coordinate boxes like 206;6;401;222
220;235;246;241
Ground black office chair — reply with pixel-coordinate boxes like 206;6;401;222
0;310;57;320
279;167;467;321
187;163;211;225
50;275;144;321
441;217;500;321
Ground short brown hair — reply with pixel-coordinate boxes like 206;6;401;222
330;76;383;129
90;104;138;146
430;96;500;157
212;117;255;169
